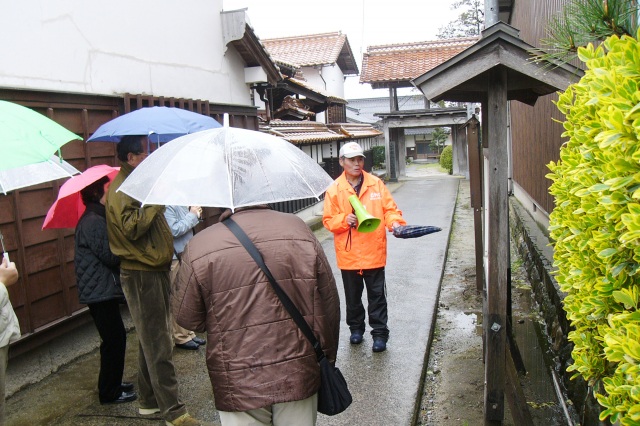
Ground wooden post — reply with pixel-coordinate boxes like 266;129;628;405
505;346;535;425
484;66;509;424
388;130;398;182
465;117;484;292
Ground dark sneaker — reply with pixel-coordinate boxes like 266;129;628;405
175;340;199;350
372;338;387;352
101;390;137;404
349;331;363;344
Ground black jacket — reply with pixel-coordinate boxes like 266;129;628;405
75;202;124;305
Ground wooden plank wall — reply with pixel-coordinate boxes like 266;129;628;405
509;0;572;215
0;89;258;355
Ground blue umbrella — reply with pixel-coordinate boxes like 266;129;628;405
86;106;221;143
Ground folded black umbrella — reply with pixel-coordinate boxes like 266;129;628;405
393;225;442;239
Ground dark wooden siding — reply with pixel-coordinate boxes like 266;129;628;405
0;89;258;356
326;104;346;124
510;0;571;214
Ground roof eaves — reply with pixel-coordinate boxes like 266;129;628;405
281;78;347;104
261;120;346;145
221;9;283;85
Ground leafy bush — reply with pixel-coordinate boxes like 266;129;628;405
372;145;385;169
547;31;640;425
439;145;453;174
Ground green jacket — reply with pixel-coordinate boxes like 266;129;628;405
105;161;173;271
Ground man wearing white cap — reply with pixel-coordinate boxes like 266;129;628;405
323;142;406;353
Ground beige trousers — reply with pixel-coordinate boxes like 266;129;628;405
218;393;317;426
0;345;8;426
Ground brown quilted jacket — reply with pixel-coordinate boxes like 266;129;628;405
172;207;340;412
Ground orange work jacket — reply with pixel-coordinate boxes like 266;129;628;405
322;171;406;270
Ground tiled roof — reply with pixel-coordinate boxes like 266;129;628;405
261;120;344;145
263;32;359;75
360;37;478;88
260;120;381;145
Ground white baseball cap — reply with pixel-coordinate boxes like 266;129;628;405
339;142;365;158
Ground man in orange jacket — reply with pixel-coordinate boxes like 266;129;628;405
323;142;406;352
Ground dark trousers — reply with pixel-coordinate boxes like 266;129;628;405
341;268;389;340
88;299;126;403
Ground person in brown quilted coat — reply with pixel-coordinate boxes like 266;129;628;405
173;206;340;426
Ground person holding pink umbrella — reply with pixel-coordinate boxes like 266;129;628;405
74;173;137;405
43;164;136;405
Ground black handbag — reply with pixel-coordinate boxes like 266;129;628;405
222;217;352;416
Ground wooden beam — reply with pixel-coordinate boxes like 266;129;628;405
465;117;484;292
484;66;509;424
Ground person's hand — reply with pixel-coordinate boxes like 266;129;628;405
189;206;203;219
0;256;19;287
346;213;358;228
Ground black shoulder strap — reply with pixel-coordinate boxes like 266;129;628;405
222;217;325;362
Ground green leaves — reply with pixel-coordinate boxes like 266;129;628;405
549;31;640;424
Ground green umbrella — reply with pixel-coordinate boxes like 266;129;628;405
0;100;82;171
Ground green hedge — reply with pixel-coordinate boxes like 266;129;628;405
547;31;640;425
439;145;453;175
372;145;385;169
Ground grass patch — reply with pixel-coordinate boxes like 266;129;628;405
417;163;447;172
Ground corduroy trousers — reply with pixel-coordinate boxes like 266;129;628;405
121;269;187;422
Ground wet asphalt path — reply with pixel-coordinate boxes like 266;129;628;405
315;175;459;426
6;172;460;426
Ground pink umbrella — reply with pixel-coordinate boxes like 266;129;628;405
42;164;119;229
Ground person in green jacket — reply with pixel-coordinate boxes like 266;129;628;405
105;135;203;426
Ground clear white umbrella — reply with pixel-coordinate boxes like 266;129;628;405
118;126;334;209
0;156;80;195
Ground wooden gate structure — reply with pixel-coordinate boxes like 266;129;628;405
413;22;582;424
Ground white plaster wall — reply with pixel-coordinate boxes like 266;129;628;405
405;135;416;149
322;141;340;159
299;64;345;124
320;64;345;98
0;0;251;105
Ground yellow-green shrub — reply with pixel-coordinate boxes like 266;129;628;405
439;145;453;174
547;30;640;425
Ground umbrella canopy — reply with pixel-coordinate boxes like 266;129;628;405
0;156;80;195
42;164;120;229
86;106;221;143
0;155;80;195
393;225;442;239
0;100;82;170
118;127;334;209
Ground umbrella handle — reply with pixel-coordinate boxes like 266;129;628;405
0;231;6;259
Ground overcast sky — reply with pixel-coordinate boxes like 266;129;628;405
222;0;460;99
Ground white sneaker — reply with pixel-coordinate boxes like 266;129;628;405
139;407;161;415
165;413;202;425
